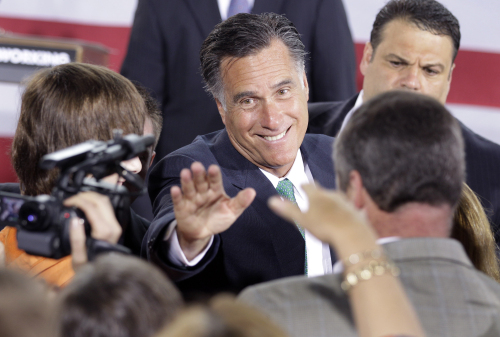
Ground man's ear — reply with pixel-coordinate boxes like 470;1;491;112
359;42;374;76
345;170;366;210
215;98;227;125
302;70;309;101
448;63;455;81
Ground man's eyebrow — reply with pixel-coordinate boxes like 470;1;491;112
386;53;445;70
233;91;256;104
231;80;294;104
271;79;293;89
423;62;445;71
385;54;408;63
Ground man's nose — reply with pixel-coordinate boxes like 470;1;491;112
400;66;422;91
260;100;283;129
121;156;142;174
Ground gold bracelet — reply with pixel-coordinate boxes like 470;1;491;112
341;259;400;292
343;248;385;268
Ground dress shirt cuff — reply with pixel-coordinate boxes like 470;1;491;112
163;220;214;267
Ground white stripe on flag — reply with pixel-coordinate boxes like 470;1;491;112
0;0;137;26
448;104;500;145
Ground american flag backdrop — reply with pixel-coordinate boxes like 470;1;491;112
0;0;499;183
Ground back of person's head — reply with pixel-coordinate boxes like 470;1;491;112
133;81;163;151
200;12;307;107
156;295;288;337
334;90;465;212
371;0;460;61
452;183;500;282
12;62;147;196
0;268;53;337
55;254;183;337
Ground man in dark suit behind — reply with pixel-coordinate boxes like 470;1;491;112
308;0;500;245
143;13;336;297
121;0;357;161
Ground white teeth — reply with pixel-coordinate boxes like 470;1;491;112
264;130;286;141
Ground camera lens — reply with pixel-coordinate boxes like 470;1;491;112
19;202;49;231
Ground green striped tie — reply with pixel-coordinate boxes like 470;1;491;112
276;178;308;275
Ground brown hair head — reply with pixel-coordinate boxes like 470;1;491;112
452;183;500;282
132;81;163;150
56;254;183;337
12;62;146;196
0;268;54;337
156;294;288;337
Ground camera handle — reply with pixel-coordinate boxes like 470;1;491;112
85;237;131;262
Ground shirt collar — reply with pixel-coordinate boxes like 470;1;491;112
332;236;401;274
259;149;309;200
339;90;365;134
217;0;255;20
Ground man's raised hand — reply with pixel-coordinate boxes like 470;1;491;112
268;184;376;253
171;162;256;260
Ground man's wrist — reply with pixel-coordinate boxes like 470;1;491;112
326;227;379;261
177;229;212;262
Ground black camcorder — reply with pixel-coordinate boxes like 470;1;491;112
0;131;154;260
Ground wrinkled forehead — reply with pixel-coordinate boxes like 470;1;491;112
377;19;455;64
219;40;303;81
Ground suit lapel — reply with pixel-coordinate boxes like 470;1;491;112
301;135;336;189
307;94;359;137
301;135;338;263
327;94;359;137
185;0;222;38
212;130;305;277
243;167;306;276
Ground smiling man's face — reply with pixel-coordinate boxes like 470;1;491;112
216;39;309;178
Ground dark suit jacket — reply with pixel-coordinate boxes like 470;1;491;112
121;0;356;160
308;94;500;244
144;129;336;296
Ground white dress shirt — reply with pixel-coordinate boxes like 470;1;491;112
259;149;333;277
165;149;333;277
217;0;255;20
338;89;365;134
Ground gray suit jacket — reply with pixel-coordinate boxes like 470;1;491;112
240;238;500;337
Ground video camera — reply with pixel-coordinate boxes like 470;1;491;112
0;131;154;260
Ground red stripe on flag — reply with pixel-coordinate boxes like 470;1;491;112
0;137;17;183
354;43;500;109
0;16;132;72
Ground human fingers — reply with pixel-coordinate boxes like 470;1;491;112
302;184;348;216
64;192;122;244
268;196;304;225
302;184;369;233
69;217;87;271
180;167;196;199
171;185;184;207
207;165;224;194
121;156;142;174
191;162;209;194
228;188;256;216
301;183;320;196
